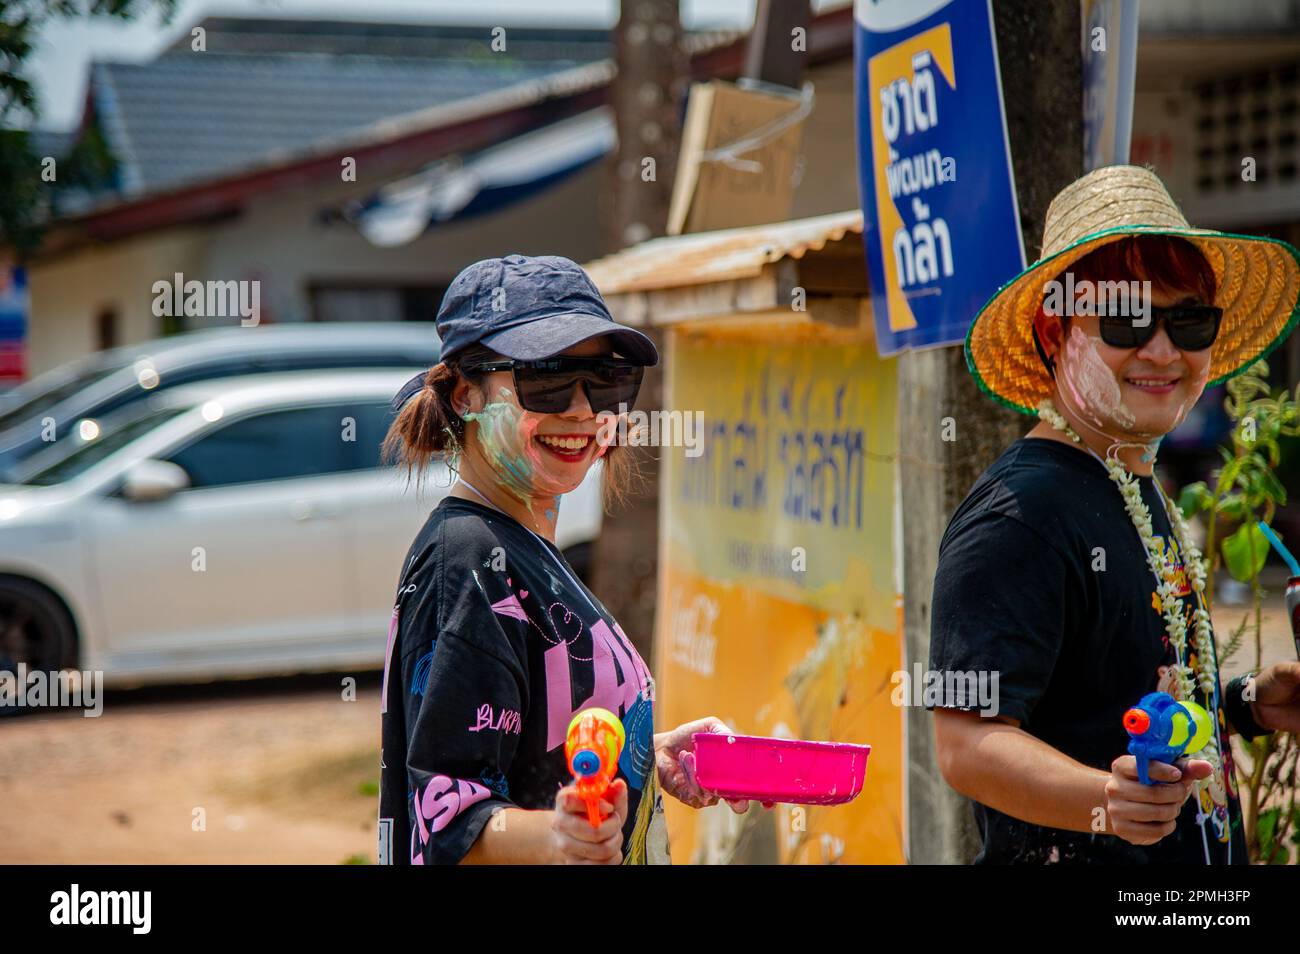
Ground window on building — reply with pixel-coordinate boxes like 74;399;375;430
96;307;118;350
1194;66;1299;195
309;284;448;323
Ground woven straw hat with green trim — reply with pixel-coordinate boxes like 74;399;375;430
965;164;1300;415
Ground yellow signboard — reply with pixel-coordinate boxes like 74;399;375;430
655;324;904;863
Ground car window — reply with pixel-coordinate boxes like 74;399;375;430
21;405;190;486
347;401;398;470
63;357;258;430
4;353;427;442
0;355;128;431
166;403;365;489
252;351;437;372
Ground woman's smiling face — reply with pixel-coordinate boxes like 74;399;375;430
458;338;613;506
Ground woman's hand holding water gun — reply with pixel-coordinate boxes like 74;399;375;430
549;778;628;864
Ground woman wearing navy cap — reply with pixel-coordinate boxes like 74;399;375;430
377;254;750;864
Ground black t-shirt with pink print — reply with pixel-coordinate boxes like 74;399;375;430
929;437;1247;864
377;496;667;865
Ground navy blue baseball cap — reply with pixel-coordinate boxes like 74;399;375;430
392;254;658;411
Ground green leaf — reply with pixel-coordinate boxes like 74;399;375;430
1216;615;1248;665
1258;806;1281;858
1259;436;1283;468
1258;467;1288;506
1220;457;1245;491
1216;495;1247;520
1222;522;1269;582
1177;481;1212;518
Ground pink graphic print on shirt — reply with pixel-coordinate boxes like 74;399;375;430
409;774;493;864
490;576;653;752
543;617;653;752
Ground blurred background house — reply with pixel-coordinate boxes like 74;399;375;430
1131;0;1300;534
26;17;625;373
19;1;1300;375
20;9;868;377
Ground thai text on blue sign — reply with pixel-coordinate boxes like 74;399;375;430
854;0;1026;355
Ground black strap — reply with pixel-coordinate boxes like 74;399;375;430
391;370;429;412
1224;673;1269;740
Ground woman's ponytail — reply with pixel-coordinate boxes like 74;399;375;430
382;345;497;485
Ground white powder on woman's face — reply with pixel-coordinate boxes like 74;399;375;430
1060;324;1137;431
463;386;582;511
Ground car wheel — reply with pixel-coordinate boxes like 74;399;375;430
0;578;77;716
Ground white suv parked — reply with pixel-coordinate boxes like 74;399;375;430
0;370;603;687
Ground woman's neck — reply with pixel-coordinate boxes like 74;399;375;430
1029;394;1156;477
450;454;561;541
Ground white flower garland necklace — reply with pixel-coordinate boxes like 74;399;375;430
1038;398;1228;864
1036;400;1220;719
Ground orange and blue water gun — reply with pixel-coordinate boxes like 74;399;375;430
1122;691;1214;785
564;707;626;828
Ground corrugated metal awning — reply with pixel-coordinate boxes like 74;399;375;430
583;209;868;327
585;209;863;292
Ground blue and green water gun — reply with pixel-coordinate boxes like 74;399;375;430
1122;692;1214;785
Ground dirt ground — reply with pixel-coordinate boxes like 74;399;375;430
0;674;382;865
1212;575;1299;681
0;577;1295;866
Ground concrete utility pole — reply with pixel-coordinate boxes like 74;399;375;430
899;0;1084;863
592;0;810;661
605;1;685;252
743;0;811;88
592;2;684;660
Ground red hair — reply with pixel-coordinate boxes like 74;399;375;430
1062;235;1217;305
1033;235;1218;373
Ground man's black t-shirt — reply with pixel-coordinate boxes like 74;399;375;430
929;437;1245;864
377;496;668;865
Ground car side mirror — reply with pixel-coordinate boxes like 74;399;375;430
121;459;190;502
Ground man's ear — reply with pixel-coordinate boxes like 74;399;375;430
1032;311;1065;366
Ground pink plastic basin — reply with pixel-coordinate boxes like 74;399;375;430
691;733;871;805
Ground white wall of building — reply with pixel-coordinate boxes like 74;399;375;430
25;158;606;376
27;227;210;374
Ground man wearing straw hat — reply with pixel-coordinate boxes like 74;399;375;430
929;164;1300;863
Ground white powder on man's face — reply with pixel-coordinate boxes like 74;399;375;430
1168;361;1212;432
1061;324;1136;430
